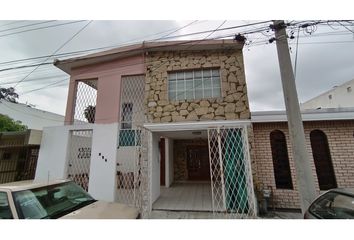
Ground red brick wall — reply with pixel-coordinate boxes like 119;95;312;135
252;120;354;209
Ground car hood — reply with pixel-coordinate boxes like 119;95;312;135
60;201;139;219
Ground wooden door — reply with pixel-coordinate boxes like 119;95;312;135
159;138;165;186
187;145;210;181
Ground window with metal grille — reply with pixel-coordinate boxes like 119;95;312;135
270;130;293;189
121;103;133;129
310;130;337;190
119;103;139;147
168;68;221;101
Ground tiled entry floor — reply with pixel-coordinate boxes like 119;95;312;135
152;182;212;211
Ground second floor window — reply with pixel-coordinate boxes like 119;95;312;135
168;68;221;101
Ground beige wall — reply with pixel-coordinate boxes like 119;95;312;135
252;120;354;209
145;50;250;123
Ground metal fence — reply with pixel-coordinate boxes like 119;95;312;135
73;79;98;124
0;146;39;184
67;130;93;191
207;126;257;218
116;75;149;215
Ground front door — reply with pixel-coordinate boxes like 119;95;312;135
187;145;210;181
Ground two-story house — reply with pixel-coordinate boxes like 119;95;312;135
35;39;257;218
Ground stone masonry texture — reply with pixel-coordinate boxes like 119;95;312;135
252;120;354;209
144;49;250;123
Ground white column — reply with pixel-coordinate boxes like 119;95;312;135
35;126;70;181
165;138;174;187
150;132;160;204
88;123;119;202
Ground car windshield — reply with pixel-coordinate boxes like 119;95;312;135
309;191;354;219
12;181;96;219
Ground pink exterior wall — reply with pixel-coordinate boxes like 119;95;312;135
64;54;145;124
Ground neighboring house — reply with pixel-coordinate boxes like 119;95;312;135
301;78;354;109
0;130;41;184
0;101;64;184
0;100;64;130
35;39;256;218
252;108;354;209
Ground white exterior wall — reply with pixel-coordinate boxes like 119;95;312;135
150;132;160;204
35;123;120;202
27;130;43;145
301;79;354;109
88;123;119;202
35;126;70;181
0;100;64;130
165;138;174;188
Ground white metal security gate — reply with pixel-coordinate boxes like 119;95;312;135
116;75;150;216
67;130;93;191
207;126;257;218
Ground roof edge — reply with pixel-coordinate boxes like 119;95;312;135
54;39;244;74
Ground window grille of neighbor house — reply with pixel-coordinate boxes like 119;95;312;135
168;68;221;101
73;79;98;124
67;130;93;191
207;126;257;218
116;75;146;211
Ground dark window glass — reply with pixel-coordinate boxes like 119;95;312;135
270;130;293;189
310;130;337;190
0;192;13;219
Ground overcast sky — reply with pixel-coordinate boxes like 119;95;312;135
0;20;354;115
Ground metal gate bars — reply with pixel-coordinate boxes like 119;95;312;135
207;126;257;218
115;75;149;216
67;130;93;191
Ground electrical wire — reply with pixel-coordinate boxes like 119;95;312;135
294;26;300;80
0;20;56;33
13;21;93;88
0;20;86;38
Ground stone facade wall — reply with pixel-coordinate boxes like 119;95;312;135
145;50;250;123
173;139;208;181
252;120;354;209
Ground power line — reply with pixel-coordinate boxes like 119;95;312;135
0;20;56;33
154;20;199;40
294;26;300;80
0;20;26;28
0;20;271;74
1;20;353;92
0;20;86;38
20;78;69;95
0;21;208;68
13;21;93;88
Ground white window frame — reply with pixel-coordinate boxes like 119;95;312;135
168;68;221;101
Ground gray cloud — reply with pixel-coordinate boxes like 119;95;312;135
1;20;354;115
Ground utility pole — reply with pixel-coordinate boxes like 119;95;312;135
272;20;317;214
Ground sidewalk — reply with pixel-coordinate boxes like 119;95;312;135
260;210;303;219
150;210;303;219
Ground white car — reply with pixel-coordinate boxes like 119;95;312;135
0;179;140;219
